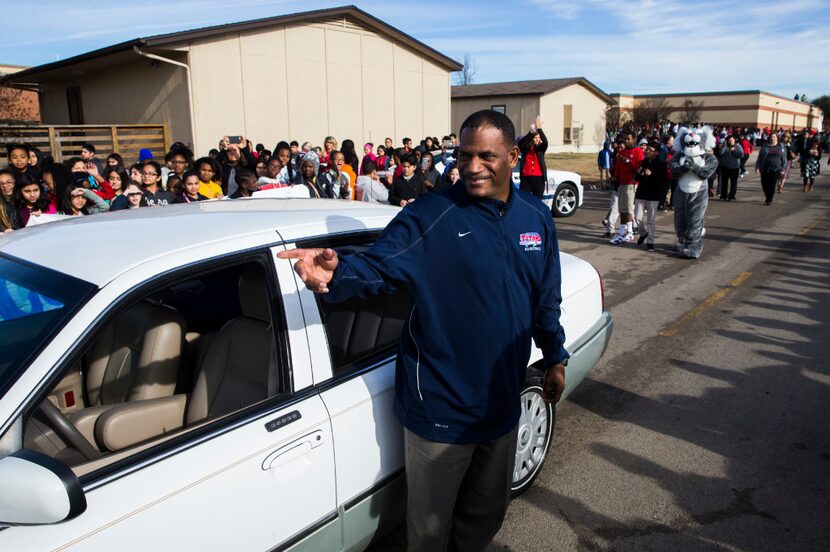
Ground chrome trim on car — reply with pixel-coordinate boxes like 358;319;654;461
267;511;339;552
342;469;405;512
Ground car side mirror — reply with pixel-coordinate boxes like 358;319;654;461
0;450;86;526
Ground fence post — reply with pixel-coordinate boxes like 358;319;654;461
111;126;119;155
162;124;170;154
48;127;59;162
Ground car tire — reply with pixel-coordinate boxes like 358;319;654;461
551;183;578;218
511;368;555;498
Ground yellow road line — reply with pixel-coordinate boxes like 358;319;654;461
659;272;752;337
797;217;823;236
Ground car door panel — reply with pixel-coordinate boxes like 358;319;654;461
0;250;340;552
285;271;405;549
320;360;404;551
1;397;337;552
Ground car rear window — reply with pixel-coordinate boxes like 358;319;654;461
0;255;96;399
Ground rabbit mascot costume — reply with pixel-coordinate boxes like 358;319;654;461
669;127;718;258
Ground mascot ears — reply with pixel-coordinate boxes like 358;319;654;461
674;126;716;152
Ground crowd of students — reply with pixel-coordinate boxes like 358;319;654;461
596;122;826;249
0;133;464;232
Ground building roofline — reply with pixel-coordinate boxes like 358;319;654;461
452;77;614;104
610;90;813;105
3;5;461;83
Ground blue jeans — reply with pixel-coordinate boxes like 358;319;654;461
674;187;708;258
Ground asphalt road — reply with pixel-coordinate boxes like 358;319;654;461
370;160;830;552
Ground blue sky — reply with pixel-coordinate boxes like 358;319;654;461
3;0;828;98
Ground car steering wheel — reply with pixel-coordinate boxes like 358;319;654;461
37;399;102;461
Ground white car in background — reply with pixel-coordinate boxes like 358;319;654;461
0;200;611;551
511;167;583;218
434;155;583;217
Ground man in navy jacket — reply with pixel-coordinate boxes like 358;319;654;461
279;110;568;551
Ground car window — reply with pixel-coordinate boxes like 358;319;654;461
314;242;410;376
0;255;96;400
20;256;288;474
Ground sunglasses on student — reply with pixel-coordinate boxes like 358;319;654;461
685;141;700;147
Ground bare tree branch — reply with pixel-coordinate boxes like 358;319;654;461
0;86;38;124
631;98;672;127
453;54;477;86
680;98;703;126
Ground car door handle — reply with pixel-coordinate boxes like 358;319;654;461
261;430;324;471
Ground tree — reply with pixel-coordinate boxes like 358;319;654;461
631;97;673;127
679;98;704;126
453;54;476;86
603;105;625;131
0;86;36;124
811;95;830;118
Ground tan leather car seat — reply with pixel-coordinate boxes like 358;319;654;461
186;268;277;425
69;301;185;445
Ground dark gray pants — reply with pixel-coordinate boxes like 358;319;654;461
674;187;708;258
405;425;519;552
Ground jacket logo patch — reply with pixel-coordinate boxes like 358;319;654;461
519;232;542;251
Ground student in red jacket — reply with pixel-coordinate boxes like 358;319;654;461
610;131;644;244
739;135;753;176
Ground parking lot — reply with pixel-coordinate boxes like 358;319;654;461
372;165;830;551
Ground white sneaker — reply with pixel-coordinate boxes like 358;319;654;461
622;233;635;243
701;228;706;237
609;234;625;244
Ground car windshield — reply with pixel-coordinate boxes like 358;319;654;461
0;255;96;399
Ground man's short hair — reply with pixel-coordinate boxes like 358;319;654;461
363;160;377;174
459;109;516;148
403;137;412;144
400;153;417;166
289;140;299;147
81;143;96;153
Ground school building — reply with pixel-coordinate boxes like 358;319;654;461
611;91;822;131
451;77;614;153
1;6;461;157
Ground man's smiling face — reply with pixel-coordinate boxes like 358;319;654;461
458;125;519;202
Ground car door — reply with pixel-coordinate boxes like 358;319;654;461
0;249;339;552
280;237;408;552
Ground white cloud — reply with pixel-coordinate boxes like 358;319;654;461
437;0;829;98
529;0;583;20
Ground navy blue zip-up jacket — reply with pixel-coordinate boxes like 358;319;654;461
323;182;569;444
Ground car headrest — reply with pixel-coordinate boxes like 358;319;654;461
238;268;270;323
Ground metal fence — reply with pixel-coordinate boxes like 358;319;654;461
0;124;170;165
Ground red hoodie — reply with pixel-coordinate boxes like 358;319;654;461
613;146;644;185
740;138;753;155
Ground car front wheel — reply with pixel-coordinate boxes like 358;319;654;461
552;183;578;217
511;368;555;497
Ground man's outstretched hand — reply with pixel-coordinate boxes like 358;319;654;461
276;248;339;293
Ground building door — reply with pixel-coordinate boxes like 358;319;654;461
66;86;84;124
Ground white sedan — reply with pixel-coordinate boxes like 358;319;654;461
0;199;612;551
435;156;583;217
511;167;584;218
